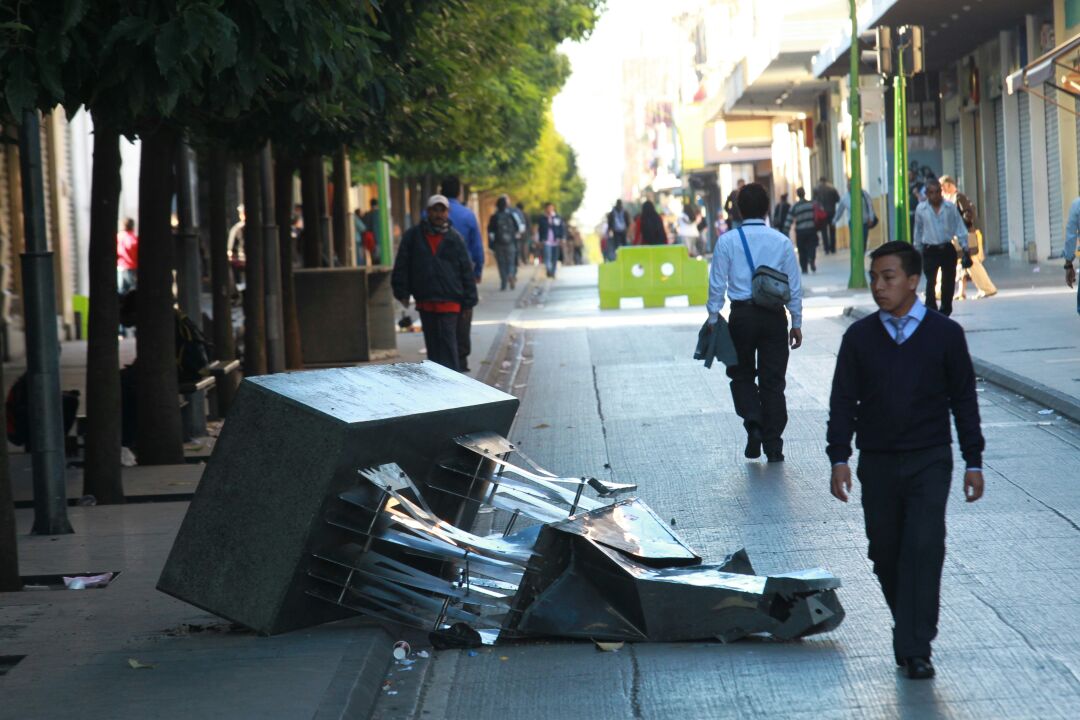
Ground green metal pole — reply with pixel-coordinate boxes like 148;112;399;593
893;49;910;243
848;0;866;288
376;161;393;266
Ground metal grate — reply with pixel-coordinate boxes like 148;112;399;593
1018;92;1035;249
1045;85;1064;259
994;98;1009;252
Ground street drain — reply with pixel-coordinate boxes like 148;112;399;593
0;655;26;676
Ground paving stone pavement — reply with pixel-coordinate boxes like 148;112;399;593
376;261;1080;720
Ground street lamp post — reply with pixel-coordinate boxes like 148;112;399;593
893;48;910;243
848;0;867;289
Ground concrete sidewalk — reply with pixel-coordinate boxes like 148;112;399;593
0;264;542;720
377;262;1080;719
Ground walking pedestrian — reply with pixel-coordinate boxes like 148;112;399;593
117;218;139;294
1065;196;1080;316
814;177;841;254
440;176;484;372
353;208;368;266
913;178;970;317
940;176;996;300
771;193;791;236
834;187;877;252
828;240;985;680
391;195;478;372
537;202;565;278
724;180;746;230
707;182;803;463
607;200;631;262
362;199;382;261
639;201;667;245
677;203;702;257
488;196;518;290
790;188;818;274
512;201;530;266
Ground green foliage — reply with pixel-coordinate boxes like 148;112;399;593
491;115;585;219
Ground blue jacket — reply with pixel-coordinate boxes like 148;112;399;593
448;199;484;279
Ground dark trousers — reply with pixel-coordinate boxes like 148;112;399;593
420;311;460;371
858;445;952;660
922;244;958;316
795;232;818;273
822;221;837;254
456;305;473;371
494;244;516;289
726;303;789;452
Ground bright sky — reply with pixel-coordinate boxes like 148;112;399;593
552;0;658;227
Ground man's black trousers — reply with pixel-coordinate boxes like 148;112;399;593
795;231;818;273
456;306;473;371
857;445;952;660
822;221;837;254
726;302;789;453
922;244;957;316
419;310;460;371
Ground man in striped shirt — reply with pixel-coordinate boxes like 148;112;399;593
789;187;818;274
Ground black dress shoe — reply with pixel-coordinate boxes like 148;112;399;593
766;452;785;463
744;429;762;459
901;657;935;680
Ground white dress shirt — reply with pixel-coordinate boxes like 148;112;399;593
913;200;969;251
879;297;927;344
707;219;803;328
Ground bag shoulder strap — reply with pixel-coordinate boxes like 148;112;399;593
737;227;755;276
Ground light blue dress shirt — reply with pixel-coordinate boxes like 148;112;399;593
707;219;803;328
879;297;927;344
1065;197;1080;262
913;200;969;252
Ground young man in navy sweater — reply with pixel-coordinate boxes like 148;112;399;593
827;241;985;680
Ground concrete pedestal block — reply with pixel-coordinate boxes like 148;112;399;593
157;362;518;635
293;267;397;365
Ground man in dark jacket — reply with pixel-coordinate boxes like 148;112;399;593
392;195;478;371
814;177;841;254
488;195;519;291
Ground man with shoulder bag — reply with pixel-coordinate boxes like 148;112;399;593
707;183;804;462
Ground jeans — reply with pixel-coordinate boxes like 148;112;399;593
494;244;516;289
795;232;818;273
543;244;559;277
420;311;460;371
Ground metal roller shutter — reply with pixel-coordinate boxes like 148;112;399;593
1045;86;1064;258
950;121;961;179
995;98;1008;252
1019;92;1035;250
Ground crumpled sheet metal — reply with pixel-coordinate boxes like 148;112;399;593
305;433;845;645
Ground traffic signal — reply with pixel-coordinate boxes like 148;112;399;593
860;26;893;76
897;25;925;76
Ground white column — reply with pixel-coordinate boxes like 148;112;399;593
1025;15;1052;261
1000;31;1025;258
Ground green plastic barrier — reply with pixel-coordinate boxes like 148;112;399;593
598;245;708;309
72;294;89;340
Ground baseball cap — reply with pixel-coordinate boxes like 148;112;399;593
426;194;449;209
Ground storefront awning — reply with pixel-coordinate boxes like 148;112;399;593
1006;32;1080;105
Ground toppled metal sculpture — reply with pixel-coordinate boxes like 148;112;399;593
307;431;844;645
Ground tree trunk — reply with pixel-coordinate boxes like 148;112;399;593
83;121;124;503
241;154;267;376
274;153;303;368
260;143;285;373
316;158;332;267
135;125;184;465
391;173;407;240
300;155;321;267
207;146;236;363
331;146;350;267
409;176;422;229
0;330;19;589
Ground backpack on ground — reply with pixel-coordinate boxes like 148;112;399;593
737;228;791;311
176;312;212;382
